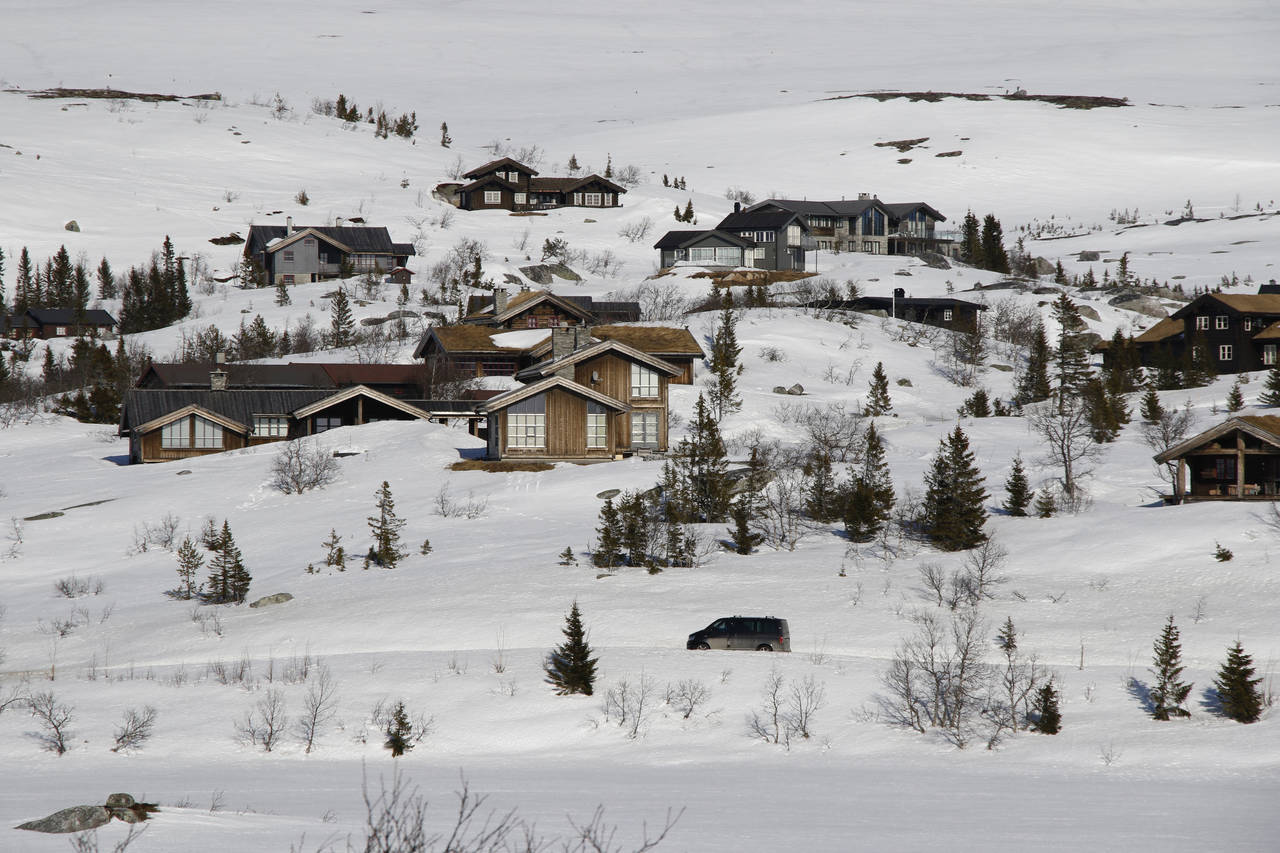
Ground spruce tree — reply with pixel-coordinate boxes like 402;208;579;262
568;153;580;174
866;361;892;415
439;121;451;148
1084;377;1121;443
682;200;695;223
544;601;597;696
803;450;839;522
1033;489;1056;518
1259;366;1280;407
1003;454;1032;516
1226;379;1245;413
921;425;988;550
384;701;414;756
558;546;577;566
727;497;761;554
366;481;406;568
322;529;345;571
842;422;896;543
980;214;1010;273
676;394;731;522
707;303;743;419
1030;682;1061;734
593;497;623;569
274;277;291;306
959;210;982;268
1015;323;1053;404
1051;294;1092;400
174;536;204;599
1139;382;1166;423
328;288;354;348
1149;615;1193;720
207;520;250;604
96;257;116;300
1213;641;1263;723
618;490;651;567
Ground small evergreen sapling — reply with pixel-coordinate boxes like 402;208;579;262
322;529;345;570
384;701;414;757
1139;382;1165;424
1259;366;1280;407
1226;378;1245;413
1003;454;1032;517
545;601;597;696
1149;615;1193;720
1033;489;1056;518
366;481;407;568
1213;542;1233;562
865;362;892;416
419;539;432;557
1213;641;1263;723
174;536;204;599
558;546;578;566
1030;681;1061;734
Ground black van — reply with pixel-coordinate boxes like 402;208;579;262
686;616;790;652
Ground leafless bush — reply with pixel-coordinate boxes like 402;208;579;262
724;186;756;206
585;249;624;278
130;512;182;553
665;679;710;720
295;665;339;754
1098;742;1123;766
434;483;488;519
753;469;813;551
4;516;23;559
191;607;225;638
1027;396;1104;508
39;607;91;638
775;401;865;462
69;825;147;853
1141;401;1196;485
235;688;289;752
606;281;691;322
618;217;654;243
111;705;158;753
759;346;786;363
54;574;103;598
613;164;644;188
270;438;340;494
0;678;26;715
602;672;658;740
207;653;253;686
28;690;74;754
747;667;826;746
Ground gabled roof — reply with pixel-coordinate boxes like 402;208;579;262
529;174;627;195
1170;293;1280;319
1154;416;1280;464
753;198;888;218
310;363;423;387
25;308;119;326
265;227;351;255
138;362;336;390
882;202;947;223
1254;321;1280;341
517;339;682;382
478;375;630;415
489;291;596;326
717;207;808;231
245;225;407;257
412;325;531;359
1133;317;1185;344
463;157;539;179
811;296;986;311
456;175;520;193
290;385;432;420
133;402;251;436
589;325;705;357
653;229;755;250
121;389;333;433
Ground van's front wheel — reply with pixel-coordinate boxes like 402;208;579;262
755;644;774;652
695;642;710;650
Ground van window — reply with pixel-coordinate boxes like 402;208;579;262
711;619;728;632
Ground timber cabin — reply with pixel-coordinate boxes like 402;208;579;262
1119;283;1280;376
808;290;986;333
3;308;118;339
746;198;955;257
243;219;415;286
478;327;680;461
1154;415;1280;502
441;158;627;212
460;289;640;329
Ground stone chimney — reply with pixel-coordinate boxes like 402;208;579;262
551;326;576;362
210;368;228;391
493;287;509;313
286;216;294;235
858;192;870;200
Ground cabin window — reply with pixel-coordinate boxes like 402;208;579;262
1219;344;1234;361
304;238;315;246
864;241;880;253
631;412;659;449
527;317;538;328
1195;316;1209;330
755;231;772;243
943;309;954;321
484;190;501;205
573;193;583;205
584;193;602;206
1215;457;1237;481
861;209;886;236
1216;315;1229;330
253;415;288;437
55;326;67;336
630;364;659;398
508;414;545;449
283;250;294;262
314;416;342;433
514;192;527;205
1266;345;1277;365
160;419;188;449
1244;317;1253;331
283;275;295;284
586;403;607;449
193;416;223;449
604;193;614;205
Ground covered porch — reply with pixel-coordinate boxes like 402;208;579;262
1155;415;1280;503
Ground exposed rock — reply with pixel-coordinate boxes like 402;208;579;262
1076;305;1101;322
16;805;111;833
1077;331;1104;350
502;273;524;286
583;218;596;223
772;386;788;394
64;220;80;232
1076;251;1101;262
249;592;294;609
386;310;419;320
894;269;913;276
595;488;621;500
176;469;192;475
209;233;244;246
1032;286;1060;295
360;317;388;326
519;263;582;284
1033;257;1055;276
990;363;1014;372
1109;295;1168;318
786;383;805;396
896;378;913;387
917;252;951;270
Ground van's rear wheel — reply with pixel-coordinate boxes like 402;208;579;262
695;642;710;650
755;644;774;652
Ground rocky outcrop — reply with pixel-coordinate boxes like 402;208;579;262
249;592;294;609
16;794;158;833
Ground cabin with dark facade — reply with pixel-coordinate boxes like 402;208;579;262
1154;416;1280;502
462;289;641;328
244;219;415;285
1123;285;1280;376
716;205;812;271
479;330;680;461
4;308;118;339
446;158;626;212
654;230;756;268
808;291;986;333
745;199;953;257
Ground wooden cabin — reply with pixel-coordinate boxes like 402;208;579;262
462;289;641;329
1154;415;1280;502
449;158;626;212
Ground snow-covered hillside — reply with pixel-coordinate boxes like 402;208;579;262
3;3;1280;852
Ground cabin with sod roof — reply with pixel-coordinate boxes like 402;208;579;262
1153;415;1280;502
1119;283;1280;376
462;289;641;328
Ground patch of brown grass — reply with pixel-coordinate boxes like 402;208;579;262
449;459;554;472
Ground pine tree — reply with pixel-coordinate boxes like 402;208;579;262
207;520;250;604
961;388;991;418
682;200;695;223
921;425;988;550
328;288;354;348
866;361;892;415
1003;454;1032;516
544;601;597;696
959;211;982;267
675;394;731;522
558;546;578;566
1139;382;1166;423
707;303;742;419
1149;615;1193;720
174;536;204;599
384;701;414;756
567;153;580;174
366;481;406;568
980;214;1010;273
439;121;451;147
593;497;623;569
1259;366;1280;407
673;205;682;223
96;257;116;300
1084;377;1122;443
662;173;669;187
727;496;762;554
842;422;896;543
1213;641;1263;723
322;529;345;571
803;450;839;523
617;490;651;567
1033;489;1056;518
1051;294;1092;400
604;153;613;178
1226;378;1245;413
14;247;34;313
274;277;291;306
1015;322;1053;404
1030;681;1061;734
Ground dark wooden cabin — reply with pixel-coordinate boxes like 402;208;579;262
1154;415;1280;502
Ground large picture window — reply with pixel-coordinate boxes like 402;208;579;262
631;412;659;449
630;364;659;398
314;416;343;433
161;415;224;449
193;417;223;449
253;415;288;437
509;414;545;448
584;193;602;206
587;403;607;449
160;419;187;449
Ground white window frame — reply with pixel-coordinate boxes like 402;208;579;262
1195;316;1209;330
630;363;659;398
1244;317;1253;331
631;412;659;449
253;415;288;437
192;416;223;449
1216;315;1229;330
508;413;546;449
584;193;602;206
1219;344;1234;361
943;308;954;321
54;326;67;336
161;419;188;449
483;190;501;205
572;192;583;205
1265;344;1277;366
514;192;527;205
586;410;607;449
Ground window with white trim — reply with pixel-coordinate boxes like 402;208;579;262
584;193;602;206
161;419;188;449
484;190;501;205
630;364;659;398
1244;317;1253;331
193;416;223;449
573;192;583;205
1195;316;1209;330
586;403;607;449
55;326;67;336
1216;315;1229;330
253;415;288;437
1219;344;1234;361
943;308;954;321
631;412;659;449
514;192;526;205
1265;344;1277;365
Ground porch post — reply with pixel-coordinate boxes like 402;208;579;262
357;396;364;425
1237;433;1246;497
1175;458;1185;501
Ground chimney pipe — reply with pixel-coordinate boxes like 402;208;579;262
286;216;294;235
734;201;741;213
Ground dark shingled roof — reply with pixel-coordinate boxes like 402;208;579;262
137;363;336;390
463;157;539;179
120;389;334;432
881;202;947;223
810;296;986;311
653;229;755;250
755;199;885;217
716;208;806;231
245;225;410;257
26;308;118;326
529;175;627;195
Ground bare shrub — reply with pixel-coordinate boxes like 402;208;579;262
613;164;644;188
69;825;146;852
747;668;827;747
434;483;487;519
130;513;182;554
753;469;813;551
618;217;654;243
665;679;710;720
270;438;340;494
111;705;158;753
295;665;339;754
606;281;691;321
1027;396;1104;509
28;691;74;754
775;401;865;462
602;672;658;739
54;574;103;598
235;688;288;752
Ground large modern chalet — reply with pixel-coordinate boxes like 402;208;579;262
440;158;627;212
243;219;415;286
1126;283;1280;375
654;204;812;271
